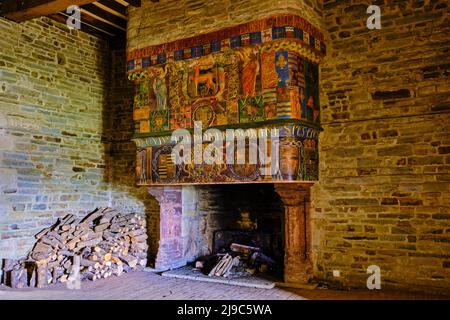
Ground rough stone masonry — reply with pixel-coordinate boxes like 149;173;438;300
313;0;450;293
0;17;157;266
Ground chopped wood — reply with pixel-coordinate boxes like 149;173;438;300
6;208;147;288
36;261;48;288
76;238;102;250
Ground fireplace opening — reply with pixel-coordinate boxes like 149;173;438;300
148;182;313;286
148;184;286;286
196;184;284;280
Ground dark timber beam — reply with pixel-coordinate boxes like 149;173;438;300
118;0;141;7
93;0;127;19
1;0;97;22
82;3;127;30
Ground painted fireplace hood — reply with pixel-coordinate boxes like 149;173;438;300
126;14;326;185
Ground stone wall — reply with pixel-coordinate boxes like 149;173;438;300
0;17;157;264
0;17;111;259
313;0;450;293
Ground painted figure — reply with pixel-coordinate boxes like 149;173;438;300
188;56;219;98
275;51;289;86
290;88;301;119
302;61;320;123
153;67;167;110
236;47;260;97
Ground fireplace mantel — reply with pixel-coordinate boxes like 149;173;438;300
127;14;325;186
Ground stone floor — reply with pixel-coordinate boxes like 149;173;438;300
0;271;448;300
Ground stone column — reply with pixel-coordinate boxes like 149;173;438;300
274;183;313;284
147;186;184;270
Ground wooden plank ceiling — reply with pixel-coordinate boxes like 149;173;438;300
0;0;157;42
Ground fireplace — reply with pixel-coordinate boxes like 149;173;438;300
148;183;313;284
128;13;324;285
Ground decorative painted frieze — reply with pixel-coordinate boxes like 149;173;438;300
128;14;324;185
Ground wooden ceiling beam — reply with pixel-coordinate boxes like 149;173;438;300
93;1;127;19
116;0;141;7
1;0;97;22
48;12;113;38
48;12;126;48
82;3;127;30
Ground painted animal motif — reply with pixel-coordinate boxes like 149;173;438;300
215;67;226;102
191;63;217;96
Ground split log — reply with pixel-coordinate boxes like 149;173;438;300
224;257;240;278
119;254;138;268
36;261;48;288
30;251;52;261
10;267;27;289
35;227;52;240
208;254;228;277
215;255;233;276
94;223;110;233
131;234;148;242
250;252;277;266
81;208;102;224
230;243;261;254
80;258;99;268
58;250;75;257
75;238;102;250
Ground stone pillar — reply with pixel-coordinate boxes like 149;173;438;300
147;186;184;270
274;183;313;284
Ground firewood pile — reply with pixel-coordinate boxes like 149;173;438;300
195;243;278;278
1;207;148;288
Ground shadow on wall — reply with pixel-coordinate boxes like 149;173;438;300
102;49;160;267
